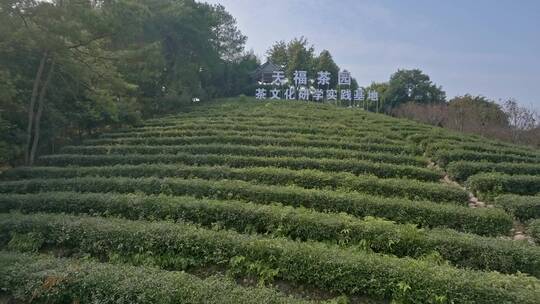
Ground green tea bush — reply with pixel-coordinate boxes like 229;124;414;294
141;116;381;132
426;141;540;159
467;173;540;199
37;153;443;181
142;124;395;139
60;143;427;166
0;213;538;304
83;134;423;155
1;165;464;203
433;149;540;167
529;219;540;243
0;177;512;235
493;195;540;221
446;161;540;182
409;132;519;150
408;134;480;147
0;252;307;304
102;124;398;143
0;192;537;276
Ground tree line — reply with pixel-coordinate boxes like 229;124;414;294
0;0;257;165
266;37;358;91
266;38;539;147
393;96;539;147
1;3;538;166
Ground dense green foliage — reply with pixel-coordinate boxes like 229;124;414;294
382;69;446;110
494;195;540;221
467;173;540;199
433;149;540;167
0;176;512;235
1;213;539;304
1;192;537;276
1;0;539;300
0;0;254;164
426;140;540;159
37;153;442;181
60;143;427;166
265;38;357;93
0;164;466;203
530;220;540;243
0;252;308;304
81;134;423;155
1;100;539;302
446;161;540;181
267;37;315;84
101;125;402;143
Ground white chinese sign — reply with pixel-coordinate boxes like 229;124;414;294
255;70;378;104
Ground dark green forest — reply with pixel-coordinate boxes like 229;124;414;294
1;0;538;166
0;0;259;165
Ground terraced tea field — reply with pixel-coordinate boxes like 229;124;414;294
1;99;540;303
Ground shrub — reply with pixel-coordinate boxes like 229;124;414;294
433;149;540;167
0;192;537;276
426;141;540;159
139;117;383;135
0;252;306;304
446;161;540;182
37;153;443;182
60;143;427;167
83;134;423;155
7;232;44;253
493;195;540;221
0;213;538;304
0;177;513;235
102;124;398;143
467;173;540;199
529;219;540;243
1;164;466;203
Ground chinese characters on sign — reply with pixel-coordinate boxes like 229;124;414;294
255;70;379;104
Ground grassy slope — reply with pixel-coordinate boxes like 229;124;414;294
0;98;539;303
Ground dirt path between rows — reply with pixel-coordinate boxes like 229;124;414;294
429;160;531;241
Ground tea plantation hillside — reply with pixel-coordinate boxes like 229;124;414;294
1;99;540;303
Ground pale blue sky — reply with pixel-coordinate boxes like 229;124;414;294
204;0;540;110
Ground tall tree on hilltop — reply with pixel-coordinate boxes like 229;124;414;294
2;0;137;165
205;4;247;61
199;3;248;98
383;69;446;111
503;98;538;143
266;37;316;81
365;82;389;112
117;0;248;110
448;95;508;137
285;37;315;81
314;50;340;88
0;0;249;165
266;40;288;67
